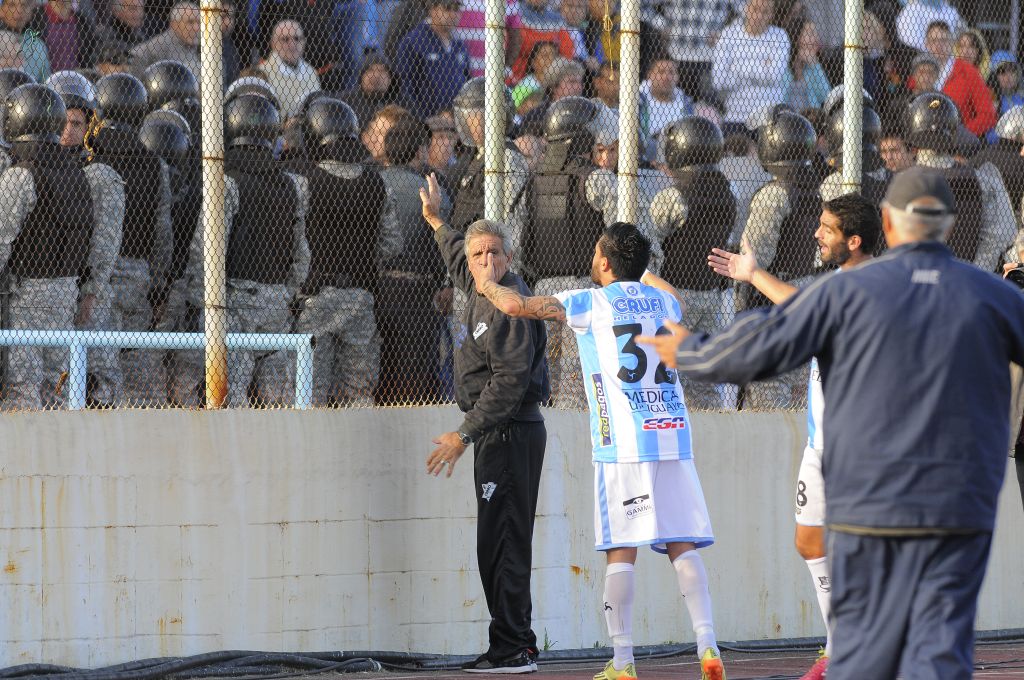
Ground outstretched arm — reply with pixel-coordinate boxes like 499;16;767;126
708;236;798;305
641;269;686;313
474;252;566;320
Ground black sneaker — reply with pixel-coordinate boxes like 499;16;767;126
462;650;538;674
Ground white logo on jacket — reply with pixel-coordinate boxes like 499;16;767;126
481;482;497;501
473;322;488;339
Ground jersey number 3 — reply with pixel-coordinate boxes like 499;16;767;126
614;323;674;384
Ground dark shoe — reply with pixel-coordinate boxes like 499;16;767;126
462;650;538;674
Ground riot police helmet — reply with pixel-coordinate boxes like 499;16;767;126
225;76;280;110
995;105;1024;143
140;109;192;162
305;97;359;147
821;84;875;120
45;70;99;114
453;76;514;147
0;68;34;99
662;115;724;171
142;60;199;110
825;105;882;171
543;96;601;145
96;72;149;128
4;84;67;145
757;109;816;175
160;96;201;137
904;92;960;152
225;93;280;149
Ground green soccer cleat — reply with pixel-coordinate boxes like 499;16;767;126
593;659;637;680
699;648;726;680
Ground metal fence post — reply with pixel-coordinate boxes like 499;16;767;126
617;0;641;223
483;0;506;221
841;0;865;195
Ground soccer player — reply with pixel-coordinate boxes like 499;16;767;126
472;218;726;680
706;193;881;680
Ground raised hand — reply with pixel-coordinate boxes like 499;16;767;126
418;172;445;231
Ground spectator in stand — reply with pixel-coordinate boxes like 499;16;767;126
923;20;995;138
131;1;201;80
880;130;914;173
0;0;50;82
362;103;410;165
341;53;408;131
453;0;523;79
712;0;790;137
97;0;149;48
220;0;243;84
512;0;574;82
511;40;557;111
862;9;887;102
253;0;340;74
29;0;99;72
954;28;990;80
259;20;320;118
784;17;830;111
426;112;459;175
583;0;618;65
641;54;692;138
395;0;470;120
519;55;584;129
0;30;24;69
896;0;963;51
987;52;1024;144
641;0;737;102
592;59;618;109
95;40;133;76
561;0;596;68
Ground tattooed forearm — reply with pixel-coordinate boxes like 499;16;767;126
480;281;566;321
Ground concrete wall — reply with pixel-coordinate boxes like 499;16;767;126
0;407;1021;667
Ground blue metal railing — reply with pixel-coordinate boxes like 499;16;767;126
0;330;314;410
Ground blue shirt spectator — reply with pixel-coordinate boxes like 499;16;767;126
987;51;1024;144
394;0;470;120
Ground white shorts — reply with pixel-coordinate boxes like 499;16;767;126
593;459;714;552
794;445;826;526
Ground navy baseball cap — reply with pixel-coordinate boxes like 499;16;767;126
884;166;957;215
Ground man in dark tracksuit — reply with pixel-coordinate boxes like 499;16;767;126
641;167;1024;680
421;173;550;674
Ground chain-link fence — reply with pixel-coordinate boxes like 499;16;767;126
0;0;1019;410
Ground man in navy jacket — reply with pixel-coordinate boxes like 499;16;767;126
641;167;1024;680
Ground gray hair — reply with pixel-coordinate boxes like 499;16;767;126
464;220;512;257
169;1;199;23
883;200;954;242
543;57;584;89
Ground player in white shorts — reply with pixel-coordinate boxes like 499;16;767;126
475;222;726;680
706;193;879;680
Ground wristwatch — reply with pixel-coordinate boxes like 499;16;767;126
458;431;474;446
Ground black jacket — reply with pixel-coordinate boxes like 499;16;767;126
434;223;549;439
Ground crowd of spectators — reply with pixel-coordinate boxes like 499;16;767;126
1;0;1023;409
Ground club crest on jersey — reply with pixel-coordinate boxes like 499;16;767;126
592;374;612;446
623;494;652;519
641;416;687;431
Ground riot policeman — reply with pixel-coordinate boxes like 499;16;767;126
906;93;1016;272
294;97;391;406
142;60;199;111
972;105;1024;222
0;68;34;173
650;115;737;409
819;102;890;209
740;108;819;409
0;85;95;409
90;72;174;405
46;69;128;407
522;96;608;406
181;93;309;406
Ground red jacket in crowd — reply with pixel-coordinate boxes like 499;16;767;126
943;58;997;136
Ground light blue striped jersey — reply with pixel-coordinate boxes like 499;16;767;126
807;357;824;449
554;281;693;463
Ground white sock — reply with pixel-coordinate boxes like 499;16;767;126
603;562;635;669
805;556;833;656
672;550;718;658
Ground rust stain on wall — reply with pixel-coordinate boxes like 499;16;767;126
3;561;16;574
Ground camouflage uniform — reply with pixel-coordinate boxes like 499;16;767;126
78;163;126;405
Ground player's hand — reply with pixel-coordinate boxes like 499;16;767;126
708;237;759;283
418;172;445;231
427;431;467;478
1003;262;1023;277
637;319;689;369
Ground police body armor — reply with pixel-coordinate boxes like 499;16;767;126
661;168;735;291
941;163;984;263
10;144;94;279
170;154;201;283
449;142;520;233
764;166;820;281
973;140;1024;216
523;142;604;281
304;164;386;295
91;128;163;263
225;148;299;284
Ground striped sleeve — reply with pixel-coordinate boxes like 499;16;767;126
554;288;594;333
